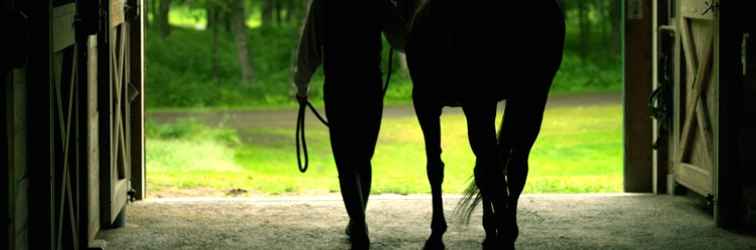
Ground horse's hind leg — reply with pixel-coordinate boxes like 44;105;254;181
498;90;550;245
414;101;447;250
481;197;496;248
462;101;508;249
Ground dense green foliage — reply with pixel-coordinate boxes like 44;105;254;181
145;1;623;109
146;26;621;108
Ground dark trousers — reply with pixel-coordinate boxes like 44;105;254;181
323;78;384;227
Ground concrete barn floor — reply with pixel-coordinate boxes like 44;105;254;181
99;194;756;250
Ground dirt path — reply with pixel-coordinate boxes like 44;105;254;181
99;194;756;250
147;93;621;130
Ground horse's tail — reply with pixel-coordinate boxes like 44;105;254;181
454;177;482;224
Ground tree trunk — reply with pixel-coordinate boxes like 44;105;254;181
609;0;621;57
206;4;216;31
207;3;220;84
157;0;172;38
231;0;253;85
275;1;283;25
143;0;149;29
577;0;591;60
262;0;274;27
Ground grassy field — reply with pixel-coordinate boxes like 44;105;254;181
143;5;624;197
146;103;622;197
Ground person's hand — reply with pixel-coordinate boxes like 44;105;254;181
296;93;308;104
294;81;309;104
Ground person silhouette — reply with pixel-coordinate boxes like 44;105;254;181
293;0;409;249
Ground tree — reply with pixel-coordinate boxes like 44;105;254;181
261;0;307;27
262;0;274;27
577;0;591;60
609;0;621;56
206;1;224;84
230;0;253;85
157;0;173;38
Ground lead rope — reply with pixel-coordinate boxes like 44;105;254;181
296;49;395;173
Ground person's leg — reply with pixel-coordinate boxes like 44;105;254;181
359;89;384;208
327;108;369;242
324;81;383;248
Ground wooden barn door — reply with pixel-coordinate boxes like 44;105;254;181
100;0;144;226
49;2;86;249
673;0;719;198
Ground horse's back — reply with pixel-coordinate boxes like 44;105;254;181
407;0;565;104
466;1;565;99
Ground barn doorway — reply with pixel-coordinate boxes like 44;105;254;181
141;0;629;200
7;0;756;249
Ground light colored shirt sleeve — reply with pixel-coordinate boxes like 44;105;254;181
293;0;323;97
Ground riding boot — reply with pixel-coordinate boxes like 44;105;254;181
347;220;370;250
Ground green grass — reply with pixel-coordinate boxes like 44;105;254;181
146;104;622;196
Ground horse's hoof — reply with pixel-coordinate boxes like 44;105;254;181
350;238;370;250
423;238;445;250
481;238;496;250
482;237;515;250
495;236;516;250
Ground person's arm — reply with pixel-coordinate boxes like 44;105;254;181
378;0;410;52
293;0;324;98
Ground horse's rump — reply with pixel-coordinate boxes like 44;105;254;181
406;0;565;104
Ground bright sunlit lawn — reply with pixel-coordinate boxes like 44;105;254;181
146;104;622;197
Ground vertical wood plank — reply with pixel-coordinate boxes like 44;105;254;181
625;0;655;192
98;3;114;227
3;62;11;250
27;0;55;249
111;0;124;27
671;0;683;195
85;35;101;242
652;0;676;194
129;0;146;200
129;0;147;200
715;0;740;228
11;68;29;250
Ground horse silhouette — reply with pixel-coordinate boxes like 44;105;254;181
401;1;565;249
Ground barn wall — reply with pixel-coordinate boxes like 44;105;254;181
25;0;55;248
10;70;31;250
740;27;756;226
3;68;10;250
7;0;141;248
718;1;754;228
4;60;32;250
4;2;34;249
